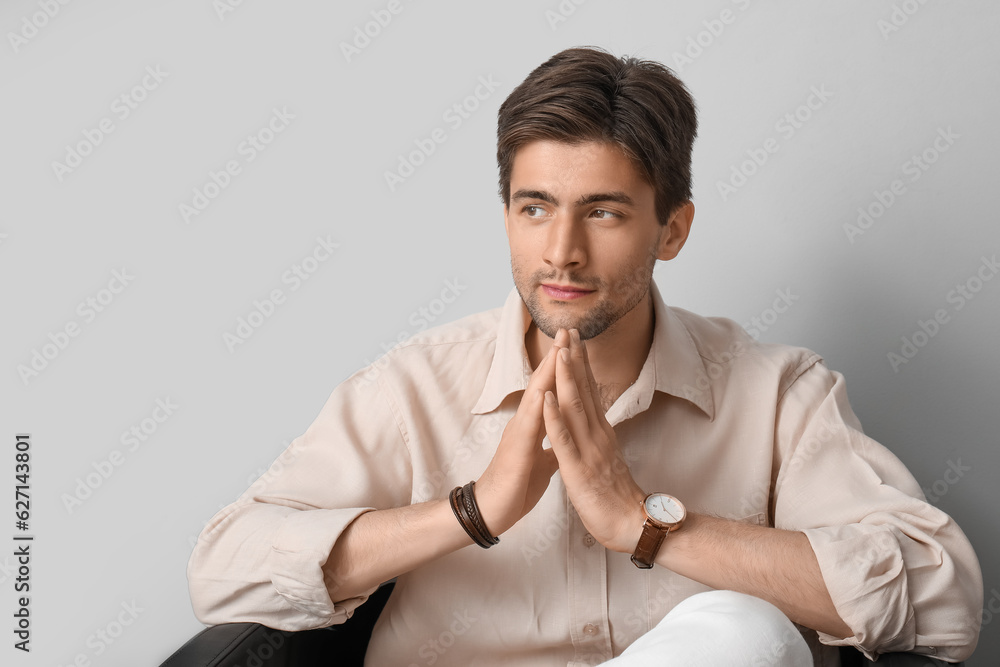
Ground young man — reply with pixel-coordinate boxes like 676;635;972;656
188;48;982;665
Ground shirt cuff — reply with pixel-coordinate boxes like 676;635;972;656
802;525;916;660
268;507;378;627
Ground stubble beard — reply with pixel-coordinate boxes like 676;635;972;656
512;246;658;341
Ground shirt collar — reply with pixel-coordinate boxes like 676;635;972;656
471;282;716;421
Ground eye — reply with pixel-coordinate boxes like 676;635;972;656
591;209;619;220
523;205;546;217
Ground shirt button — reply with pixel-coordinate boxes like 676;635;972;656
583;533;596;547
583;623;599;636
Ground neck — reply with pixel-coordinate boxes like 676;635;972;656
525;290;656;407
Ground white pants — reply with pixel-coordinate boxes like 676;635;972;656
598;590;813;667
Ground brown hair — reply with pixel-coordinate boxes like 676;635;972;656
497;47;697;225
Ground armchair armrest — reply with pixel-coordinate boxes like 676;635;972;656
161;582;965;666
160;583;393;667
839;647;963;666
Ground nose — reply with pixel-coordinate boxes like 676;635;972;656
542;215;587;272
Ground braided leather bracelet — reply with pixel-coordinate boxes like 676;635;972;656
449;485;484;546
449;482;499;548
462;481;499;546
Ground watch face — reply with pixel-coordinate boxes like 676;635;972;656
645;494;685;525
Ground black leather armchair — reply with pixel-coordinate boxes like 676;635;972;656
160;583;962;666
160;583;393;667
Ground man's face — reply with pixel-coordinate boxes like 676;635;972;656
504;140;675;341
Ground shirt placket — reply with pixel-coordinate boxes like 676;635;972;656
566;488;613;666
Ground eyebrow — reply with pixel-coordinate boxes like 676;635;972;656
510;189;636;208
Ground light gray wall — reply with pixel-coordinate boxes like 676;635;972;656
2;1;997;664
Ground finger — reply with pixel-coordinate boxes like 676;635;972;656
568;329;601;427
555;327;571;347
519;385;552;451
512;340;561;449
527;341;558;394
554;344;592;449
580;337;616;439
525;328;568;396
542;389;581;465
513;329;569;446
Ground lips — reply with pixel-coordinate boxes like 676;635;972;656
541;283;594;300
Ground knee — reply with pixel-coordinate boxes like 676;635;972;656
676;590;791;625
662;590;810;664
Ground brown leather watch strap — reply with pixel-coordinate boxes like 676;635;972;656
630;519;667;569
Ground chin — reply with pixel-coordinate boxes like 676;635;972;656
532;311;613;341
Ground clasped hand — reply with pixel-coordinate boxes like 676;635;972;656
476;328;645;553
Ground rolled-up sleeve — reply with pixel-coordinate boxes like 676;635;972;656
186;367;413;630
771;361;982;662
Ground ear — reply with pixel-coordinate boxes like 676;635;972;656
656;201;695;261
503;203;510;238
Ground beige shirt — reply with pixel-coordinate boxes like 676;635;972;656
187;283;982;666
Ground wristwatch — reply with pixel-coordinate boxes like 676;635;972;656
630;493;686;569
